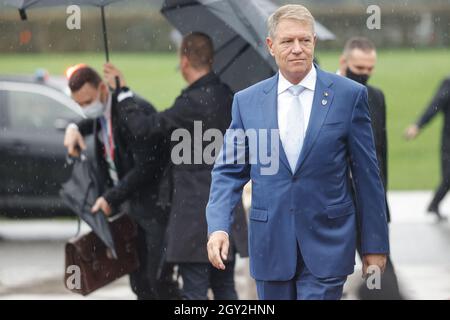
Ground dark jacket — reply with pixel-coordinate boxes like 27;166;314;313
350;85;390;223
77;92;171;222
367;85;390;223
416;77;450;169
117;72;249;263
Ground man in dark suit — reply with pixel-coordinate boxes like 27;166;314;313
112;33;248;300
63;65;178;300
405;78;450;221
339;37;403;300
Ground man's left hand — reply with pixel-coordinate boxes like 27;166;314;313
362;254;387;278
91;197;112;217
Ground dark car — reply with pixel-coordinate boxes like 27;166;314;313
0;71;89;217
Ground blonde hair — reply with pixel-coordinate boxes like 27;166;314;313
267;4;315;39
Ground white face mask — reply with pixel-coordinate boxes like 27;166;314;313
82;93;105;119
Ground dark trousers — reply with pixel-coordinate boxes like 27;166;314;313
429;154;450;209
429;176;450;210
129;217;180;300
351;180;403;300
356;232;403;300
357;254;404;300
178;260;238;300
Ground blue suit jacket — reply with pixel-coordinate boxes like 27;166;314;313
206;67;390;281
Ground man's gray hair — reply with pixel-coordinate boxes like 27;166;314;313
267;4;316;39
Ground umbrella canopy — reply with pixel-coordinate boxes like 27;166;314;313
162;0;335;92
60;154;117;259
4;0;121;8
5;0;124;61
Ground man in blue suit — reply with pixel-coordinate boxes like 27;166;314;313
206;4;390;300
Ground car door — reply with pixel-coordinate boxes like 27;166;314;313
0;89;22;210
0;82;83;216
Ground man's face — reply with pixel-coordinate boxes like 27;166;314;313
266;18;316;84
341;48;377;77
71;82;107;108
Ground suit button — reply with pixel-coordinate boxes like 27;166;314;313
290;208;294;213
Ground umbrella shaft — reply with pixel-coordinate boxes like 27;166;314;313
101;6;109;62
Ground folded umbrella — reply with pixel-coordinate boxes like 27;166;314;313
60;153;117;259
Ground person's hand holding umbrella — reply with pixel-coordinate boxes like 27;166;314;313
64;125;87;157
103;63;127;90
91;196;113;217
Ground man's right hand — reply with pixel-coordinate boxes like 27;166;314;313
404;124;420;140
103;63;126;90
207;231;229;270
64;125;86;157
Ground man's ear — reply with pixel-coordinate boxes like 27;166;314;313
180;55;189;70
339;55;347;75
99;82;109;102
266;37;275;57
100;82;108;91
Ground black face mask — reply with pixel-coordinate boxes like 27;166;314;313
346;67;370;86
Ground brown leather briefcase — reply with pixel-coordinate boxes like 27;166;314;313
64;213;139;296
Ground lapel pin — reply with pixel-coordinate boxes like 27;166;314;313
322;99;328;106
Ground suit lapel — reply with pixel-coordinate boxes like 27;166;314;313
261;73;292;173
294;68;335;175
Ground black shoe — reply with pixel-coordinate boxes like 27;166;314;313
427;205;448;221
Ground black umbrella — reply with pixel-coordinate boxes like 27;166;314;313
60;153;117;259
161;0;336;92
5;0;122;61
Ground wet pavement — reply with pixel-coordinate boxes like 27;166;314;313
0;191;449;300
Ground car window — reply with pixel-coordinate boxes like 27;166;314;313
7;90;77;130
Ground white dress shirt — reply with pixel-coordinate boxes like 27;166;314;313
277;66;317;172
98;93;119;185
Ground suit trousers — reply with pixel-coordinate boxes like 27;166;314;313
256;246;347;300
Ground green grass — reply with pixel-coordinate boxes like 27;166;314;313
317;48;450;191
1;49;449;190
0;52;186;108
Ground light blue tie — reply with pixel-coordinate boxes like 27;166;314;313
282;85;305;173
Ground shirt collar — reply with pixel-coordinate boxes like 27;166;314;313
103;92;112;120
278;64;317;95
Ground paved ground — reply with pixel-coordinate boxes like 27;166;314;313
0;191;449;300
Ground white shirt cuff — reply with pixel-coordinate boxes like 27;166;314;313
67;123;79;131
